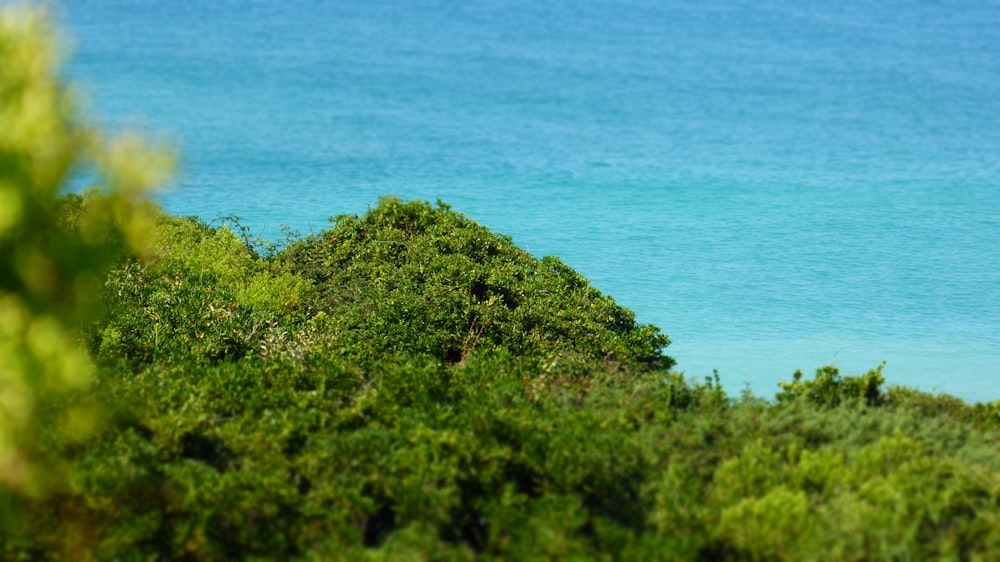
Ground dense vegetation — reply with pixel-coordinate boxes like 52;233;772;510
5;197;999;560
4;6;1000;561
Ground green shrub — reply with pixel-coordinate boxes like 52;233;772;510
776;363;886;407
88;212;307;366
276;197;673;372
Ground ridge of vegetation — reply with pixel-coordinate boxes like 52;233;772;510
10;196;997;561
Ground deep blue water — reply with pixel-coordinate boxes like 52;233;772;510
60;0;1000;401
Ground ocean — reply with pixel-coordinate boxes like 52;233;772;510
59;0;1000;401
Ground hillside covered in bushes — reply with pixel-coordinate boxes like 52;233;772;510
3;6;1000;560
5;196;1000;560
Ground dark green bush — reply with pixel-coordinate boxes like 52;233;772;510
276;197;673;372
776;363;886;407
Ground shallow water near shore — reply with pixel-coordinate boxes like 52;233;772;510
60;0;1000;401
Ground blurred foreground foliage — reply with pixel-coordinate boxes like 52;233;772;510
5;6;1000;560
0;4;170;501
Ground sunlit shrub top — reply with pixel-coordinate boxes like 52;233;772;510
277;197;673;372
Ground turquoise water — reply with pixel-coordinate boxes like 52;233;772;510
60;0;1000;401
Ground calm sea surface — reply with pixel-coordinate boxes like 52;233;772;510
60;0;1000;401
